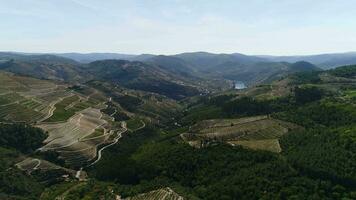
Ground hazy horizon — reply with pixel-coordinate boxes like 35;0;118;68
1;0;356;55
3;50;356;57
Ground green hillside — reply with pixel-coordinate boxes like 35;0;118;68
0;55;355;199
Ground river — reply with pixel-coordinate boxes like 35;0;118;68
234;81;247;90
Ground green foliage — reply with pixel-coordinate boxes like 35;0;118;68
91;136;356;199
0;123;47;153
64;181;116;200
200;94;236;106
222;97;273;116
0;168;44;199
128;79;199;100
45;95;80;122
40;182;78;200
126;118;144;131
112;95;143;112
102;102;130;121
0;147;44;199
37;150;65;166
181;105;223;125
294;86;324;104
281;128;356;187
89;126;160;184
274;101;356;128
291;71;322;84
87;60;199;100
329;65;356;78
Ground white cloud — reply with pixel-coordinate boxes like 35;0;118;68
1;0;356;55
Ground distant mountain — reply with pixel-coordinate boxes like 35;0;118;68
0;52;87;81
0;51;322;89
86;60;200;99
145;55;197;77
174;52;267;71
0;52;201;99
260;52;356;69
131;54;156;61
0;52;77;64
158;52;319;85
56;53;136;63
206;61;319;85
288;61;320;72
57;52;159;63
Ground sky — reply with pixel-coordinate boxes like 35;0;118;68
1;0;356;55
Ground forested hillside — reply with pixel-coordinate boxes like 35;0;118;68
0;52;355;199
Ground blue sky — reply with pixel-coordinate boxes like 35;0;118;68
1;0;356;55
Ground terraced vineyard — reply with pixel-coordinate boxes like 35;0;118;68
182;115;301;152
38;108;122;167
43;94;98;122
125;188;184;200
0;72;67;122
16;157;76;176
0;72;125;169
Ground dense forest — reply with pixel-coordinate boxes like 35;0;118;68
89;126;356;199
0;123;47;153
0;124;48;199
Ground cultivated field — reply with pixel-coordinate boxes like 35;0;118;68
0;72;69;122
182;115;301;152
228;139;282;153
0;72;125;169
16;157;76;176
38;108;121;167
125;187;184;200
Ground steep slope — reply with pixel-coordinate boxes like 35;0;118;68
0;53;217;98
201;61;319;86
86;60;200;99
174;51;267;71
288;61;320;72
172;52;319;86
145;55;197;76
0;60;88;82
0;52;88;82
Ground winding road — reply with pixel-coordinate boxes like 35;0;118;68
87;121;127;166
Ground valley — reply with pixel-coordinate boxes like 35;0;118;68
3;1;356;199
0;52;355;200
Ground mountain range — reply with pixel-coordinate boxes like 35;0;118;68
53;51;356;69
0;51;345;99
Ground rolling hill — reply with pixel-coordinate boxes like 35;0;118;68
174;52;267;70
0;51;323;90
85;59;200;99
56;52;136;63
142;52;320;86
0;53;204;99
0;57;356;199
0;52;88;82
144;55;197;77
261;52;356;69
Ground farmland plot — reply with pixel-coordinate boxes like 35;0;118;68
16;157;76;176
182;116;301;152
38;108;117;167
125;187;184;200
0;72;124;168
0;72;73;123
0;100;44;122
39;108;106;149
